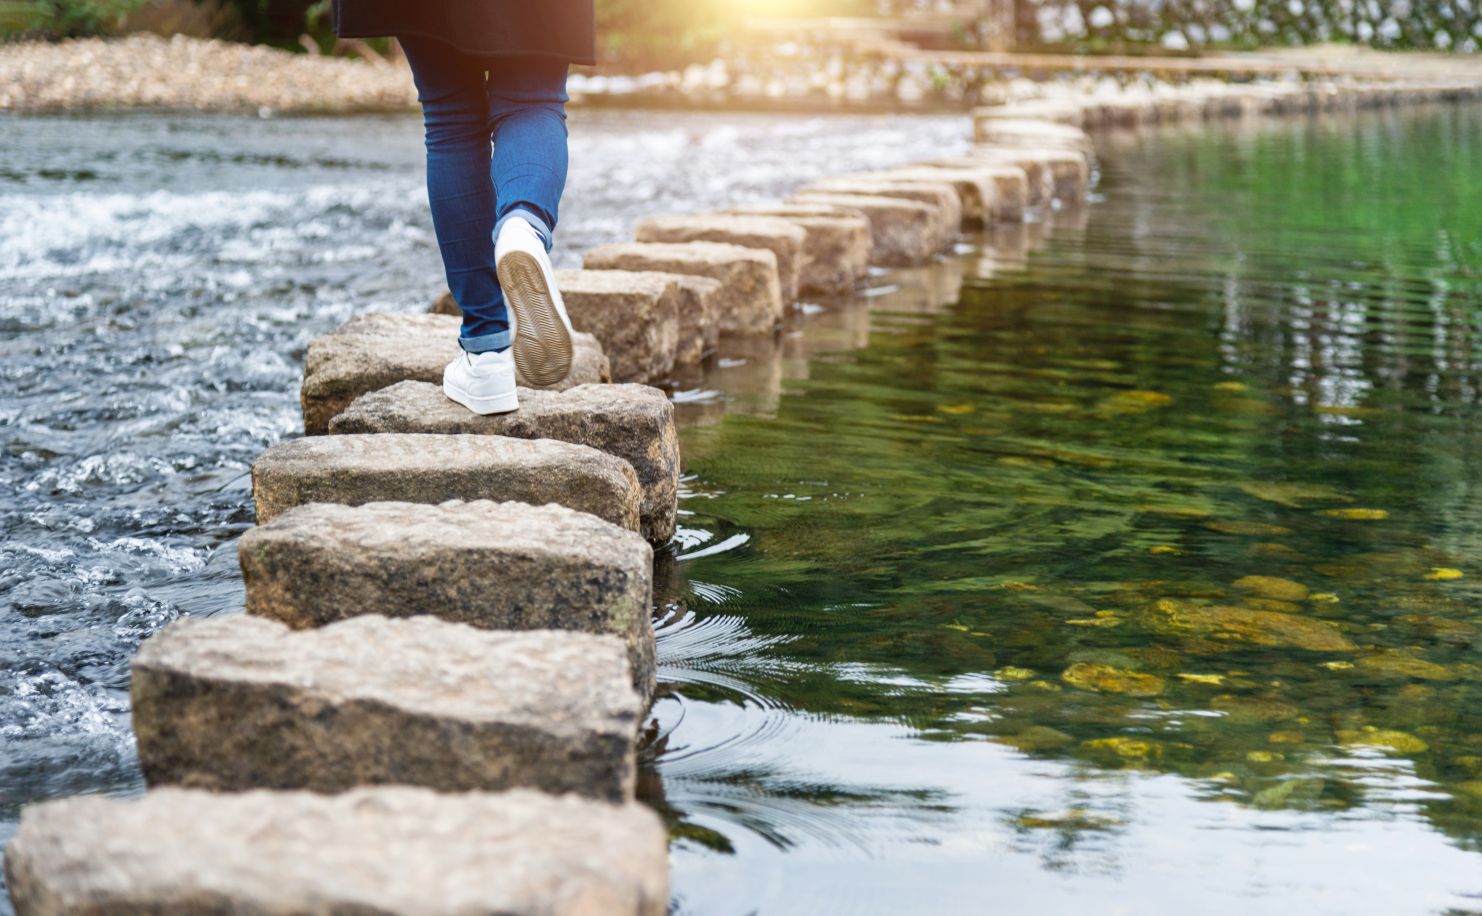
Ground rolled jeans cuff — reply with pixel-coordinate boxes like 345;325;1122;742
495;207;554;252
459;328;513;353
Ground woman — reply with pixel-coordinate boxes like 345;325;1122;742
334;2;597;414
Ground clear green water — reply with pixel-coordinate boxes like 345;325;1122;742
659;105;1482;914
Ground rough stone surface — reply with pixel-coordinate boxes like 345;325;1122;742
239;502;656;698
251;433;642;534
972;117;1094;155
551;269;678;384
976;146;1091;204
787;192;939;266
718;203;872;295
583;241;783;336
634;214;805;303
667;272;724;364
975;99;1086;127
797;178;959;247
330;381;680;544
864;168;997;227
903;163;1030;223
133;614;644;798
4;786;668;915
300;313;610;435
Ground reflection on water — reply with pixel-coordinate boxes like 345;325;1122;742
662;105;1482;914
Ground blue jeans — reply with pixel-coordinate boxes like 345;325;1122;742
400;36;570;353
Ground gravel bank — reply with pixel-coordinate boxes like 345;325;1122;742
0;33;417;114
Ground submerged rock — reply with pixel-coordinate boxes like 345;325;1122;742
1337;727;1430;754
4;787;668;915
1061;663;1166;697
1232;575;1311;603
1143;599;1356;652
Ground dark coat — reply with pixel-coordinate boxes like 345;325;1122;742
333;0;597;66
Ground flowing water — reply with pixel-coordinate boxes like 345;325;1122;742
3;103;1482;914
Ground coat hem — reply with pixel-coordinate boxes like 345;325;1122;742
335;27;597;67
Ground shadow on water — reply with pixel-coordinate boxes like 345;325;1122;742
656;105;1482;914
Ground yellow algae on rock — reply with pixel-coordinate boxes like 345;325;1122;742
1143;599;1356;652
1232;575;1310;602
1061;663;1166;696
1083;736;1165;762
1176;673;1225;686
937;403;975;415
994;666;1036;682
1268;729;1305;745
1246;751;1283;763
1149;545;1183;556
1238;482;1352;509
1098;390;1173;414
1322;508;1389;521
1457;781;1482;801
1309;593;1341;604
1424;567;1464;581
1213;381;1249;393
1212;695;1300;724
1065;616;1123;628
1320;660;1355;671
1338;727;1429;754
1353;652;1457;682
1251;542;1304;560
1204;519;1294;536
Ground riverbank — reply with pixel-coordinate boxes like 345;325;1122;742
0;33;416;114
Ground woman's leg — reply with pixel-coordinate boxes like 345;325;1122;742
399;35;509;354
484;55;571;252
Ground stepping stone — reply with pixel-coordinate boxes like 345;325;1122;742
796;177;960;245
300;313;611;435
867;166;1008;227
551;269;677;384
442;273;721;369
975;98;1086;126
251;433;642;534
973;116;1094;154
934;153;1052;208
239;502;656;697
786;192;939;266
888;163;1030;223
973;146;1090;205
134;614;645;797
330;382;679;544
718;203;872;295
5;786;668;916
583;240;783;336
634;213;805;303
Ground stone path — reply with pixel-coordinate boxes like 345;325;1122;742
9;73;1479;914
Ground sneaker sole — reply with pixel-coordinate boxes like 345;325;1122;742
498;250;573;388
443;379;519;415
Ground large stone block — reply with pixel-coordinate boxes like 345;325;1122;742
634;214;805;303
583;240;783;336
787;192;939;266
134;614;644;797
551;269;677;384
861;167;996;227
972;146;1090;205
330;381;679;544
239;502;656;698
251;433;642;534
5;786;668;915
936;152;1051;208
900;163;1030;223
300;313;610;435
974;99;1086;127
972;116;1094;155
796;177;959;247
667;272;723;365
718;203;872;296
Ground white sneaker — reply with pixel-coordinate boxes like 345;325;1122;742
495;215;573;387
442;348;519;415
